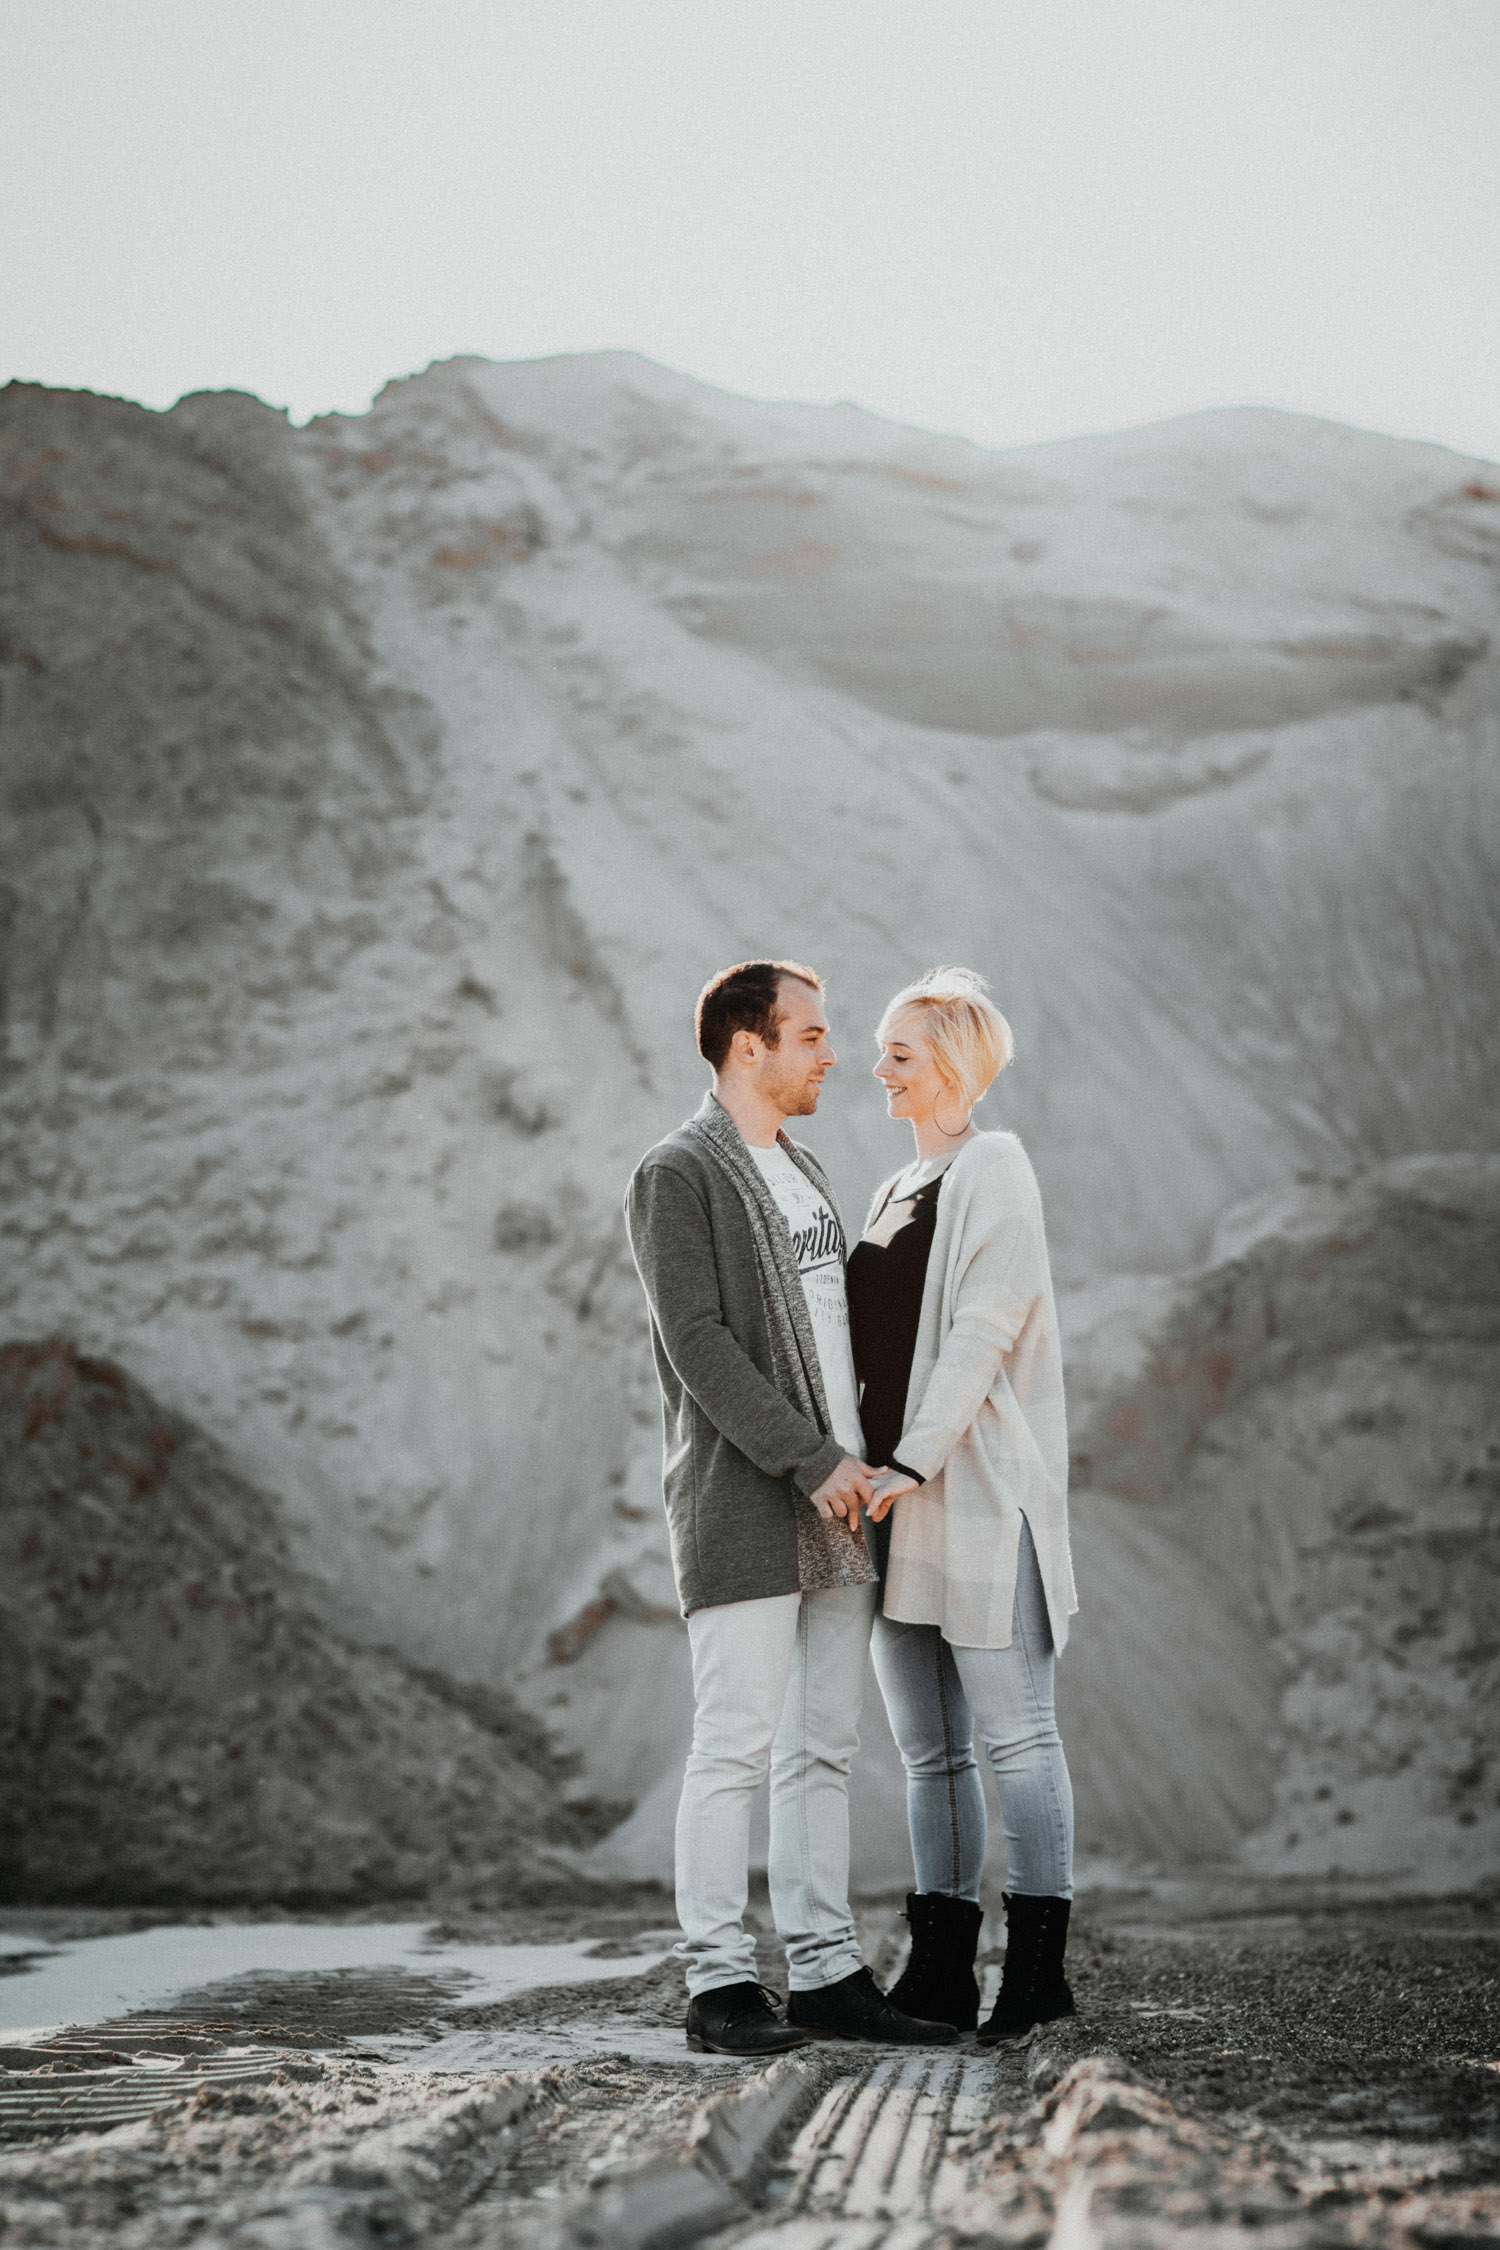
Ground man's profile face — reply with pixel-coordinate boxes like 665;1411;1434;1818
760;978;836;1116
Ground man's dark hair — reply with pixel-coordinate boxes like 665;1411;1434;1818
696;959;823;1071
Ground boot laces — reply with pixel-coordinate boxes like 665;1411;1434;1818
733;1981;785;2020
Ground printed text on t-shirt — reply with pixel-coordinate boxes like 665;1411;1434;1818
787;1205;842;1275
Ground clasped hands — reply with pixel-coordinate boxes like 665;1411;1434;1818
809;1454;919;1527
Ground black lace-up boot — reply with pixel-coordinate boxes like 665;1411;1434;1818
787;1964;959;2044
887;1893;985;2032
977;1893;1074;2046
685;1981;811;2055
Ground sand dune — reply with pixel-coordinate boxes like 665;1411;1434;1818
1;356;1495;1889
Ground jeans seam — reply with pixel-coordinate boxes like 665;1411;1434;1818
933;1634;963;1895
1002;1535;1071;1897
796;1599;824;1944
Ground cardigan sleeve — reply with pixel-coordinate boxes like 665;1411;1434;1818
895;1154;1044;1484
625;1157;848;1497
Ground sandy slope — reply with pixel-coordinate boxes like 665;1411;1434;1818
1;356;1496;1887
0;1340;597;1902
1063;1155;1500;1886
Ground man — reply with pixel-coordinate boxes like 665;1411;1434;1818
625;959;956;2056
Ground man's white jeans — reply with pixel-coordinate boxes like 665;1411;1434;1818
676;1581;877;1999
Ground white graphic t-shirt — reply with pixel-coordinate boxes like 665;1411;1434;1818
749;1143;866;1461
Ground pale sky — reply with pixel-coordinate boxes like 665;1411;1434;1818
6;0;1500;460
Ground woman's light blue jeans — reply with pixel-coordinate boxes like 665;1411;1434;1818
871;1517;1074;1900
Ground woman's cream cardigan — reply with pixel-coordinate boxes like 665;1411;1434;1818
877;1131;1077;1652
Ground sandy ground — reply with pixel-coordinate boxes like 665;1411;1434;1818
0;1880;1495;2249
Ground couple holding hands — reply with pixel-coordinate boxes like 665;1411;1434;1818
625;959;1077;2055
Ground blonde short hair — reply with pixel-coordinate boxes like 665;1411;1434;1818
878;966;1014;1110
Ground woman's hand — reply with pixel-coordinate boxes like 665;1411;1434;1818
810;1454;879;1523
866;1470;919;1523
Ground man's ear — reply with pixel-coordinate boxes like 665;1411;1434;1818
728;1027;760;1069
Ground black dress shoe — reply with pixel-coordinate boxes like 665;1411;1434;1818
787;1965;959;2045
685;1980;812;2055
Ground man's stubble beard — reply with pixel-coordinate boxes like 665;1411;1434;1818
765;1051;821;1118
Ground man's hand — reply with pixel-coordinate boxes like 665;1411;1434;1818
866;1470;919;1523
810;1454;879;1523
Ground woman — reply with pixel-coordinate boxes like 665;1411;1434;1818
845;967;1078;2042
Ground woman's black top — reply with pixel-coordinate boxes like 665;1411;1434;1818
846;1172;944;1578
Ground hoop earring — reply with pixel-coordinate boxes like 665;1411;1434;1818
933;1088;974;1139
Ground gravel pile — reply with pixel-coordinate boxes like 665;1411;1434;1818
0;1340;601;1904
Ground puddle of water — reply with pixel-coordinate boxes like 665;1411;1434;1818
0;1923;675;2043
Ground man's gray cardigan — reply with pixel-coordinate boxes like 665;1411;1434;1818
624;1097;852;1615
